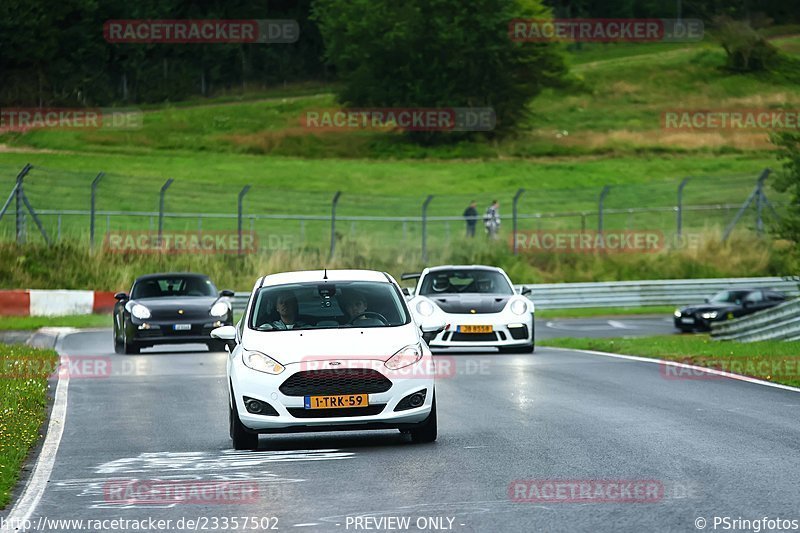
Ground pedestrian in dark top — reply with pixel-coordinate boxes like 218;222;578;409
463;201;479;237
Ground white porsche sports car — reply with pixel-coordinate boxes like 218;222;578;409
404;265;534;353
211;269;444;450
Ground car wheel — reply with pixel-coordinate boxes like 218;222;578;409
500;342;534;354
229;401;259;450
114;332;124;354
409;397;437;444
123;334;140;354
207;340;228;353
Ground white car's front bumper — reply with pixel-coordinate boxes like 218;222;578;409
229;356;434;433
427;313;534;350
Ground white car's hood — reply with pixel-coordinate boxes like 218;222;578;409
241;323;420;365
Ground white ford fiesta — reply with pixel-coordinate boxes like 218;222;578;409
404;265;534;353
212;269;445;450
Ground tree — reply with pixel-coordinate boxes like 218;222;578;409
712;16;778;72
312;0;566;139
771;132;800;255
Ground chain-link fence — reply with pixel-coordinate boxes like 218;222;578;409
0;162;786;258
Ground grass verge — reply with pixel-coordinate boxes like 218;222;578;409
535;306;676;319
0;314;110;331
540;335;800;388
0;344;58;508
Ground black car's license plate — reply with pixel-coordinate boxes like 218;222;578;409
173;324;191;331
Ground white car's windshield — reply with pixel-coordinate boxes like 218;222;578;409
419;270;514;296
249;281;410;331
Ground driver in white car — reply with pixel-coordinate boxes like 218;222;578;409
341;289;369;323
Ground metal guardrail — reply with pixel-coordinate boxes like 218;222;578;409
231;276;799;313
711;298;800;342
517;277;799;310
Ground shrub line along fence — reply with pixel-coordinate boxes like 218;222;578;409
0;164;785;258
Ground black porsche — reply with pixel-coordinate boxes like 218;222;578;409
673;288;787;333
113;272;235;353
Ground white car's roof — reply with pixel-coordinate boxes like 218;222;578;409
259;269;390;287
425;265;504;272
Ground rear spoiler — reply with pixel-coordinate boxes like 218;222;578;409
400;272;421;281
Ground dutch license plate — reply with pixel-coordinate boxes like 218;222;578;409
304;394;369;409
680;317;695;324
459;325;493;333
173;324;192;331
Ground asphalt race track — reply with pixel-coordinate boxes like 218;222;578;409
5;319;799;533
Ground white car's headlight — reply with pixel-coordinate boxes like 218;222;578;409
242;350;285;375
674;310;682;318
210;301;230;317
701;311;718;320
129;303;151;320
510;299;528;315
416;300;435;317
385;344;423;370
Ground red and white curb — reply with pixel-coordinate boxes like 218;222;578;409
0;290;116;316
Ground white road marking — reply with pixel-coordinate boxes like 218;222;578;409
607;320;638;330
546;347;800;393
2;336;71;533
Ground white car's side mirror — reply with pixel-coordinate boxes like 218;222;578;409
420;319;446;344
211;325;237;340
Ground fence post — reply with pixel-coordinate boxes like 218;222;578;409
158;178;174;245
421;195;434;263
0;165;31;227
90;172;105;250
722;169;771;242
15;165;33;244
238;185;251;255
676;177;690;239
512;188;525;255
598;185;611;233
329;191;342;260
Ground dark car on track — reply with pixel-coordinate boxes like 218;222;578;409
113;273;235;353
674;289;787;332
